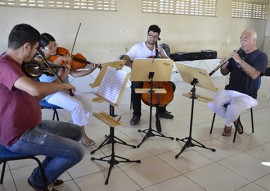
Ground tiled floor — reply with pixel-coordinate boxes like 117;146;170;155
2;75;270;191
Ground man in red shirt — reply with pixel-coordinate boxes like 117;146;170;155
0;24;85;191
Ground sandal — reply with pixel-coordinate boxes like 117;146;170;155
222;126;232;136
234;119;244;134
79;139;95;146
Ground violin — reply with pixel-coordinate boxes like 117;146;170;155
141;42;174;107
34;49;75;96
22;59;65;79
50;47;101;70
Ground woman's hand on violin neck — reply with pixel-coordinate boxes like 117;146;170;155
82;62;100;71
91;63;102;70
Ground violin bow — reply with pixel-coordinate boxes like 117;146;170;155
70;23;81;55
70;22;101;69
35;48;75;97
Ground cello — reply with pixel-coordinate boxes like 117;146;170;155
141;42;174;107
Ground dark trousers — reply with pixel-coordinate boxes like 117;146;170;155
131;81;176;116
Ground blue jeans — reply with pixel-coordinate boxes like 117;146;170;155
6;120;85;187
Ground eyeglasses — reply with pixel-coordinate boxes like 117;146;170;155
148;33;159;39
44;43;58;50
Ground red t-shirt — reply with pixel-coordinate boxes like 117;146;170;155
0;54;41;146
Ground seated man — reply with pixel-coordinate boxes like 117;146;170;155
122;24;175;125
0;24;85;191
208;29;267;136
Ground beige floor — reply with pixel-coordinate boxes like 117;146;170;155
2;75;270;191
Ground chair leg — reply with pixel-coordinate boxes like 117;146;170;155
233;128;237;142
52;109;59;121
0;161;7;184
250;108;254;133
31;157;48;191
0;158;48;190
210;113;216;134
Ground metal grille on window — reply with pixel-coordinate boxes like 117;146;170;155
142;0;217;17
0;0;117;11
232;1;268;20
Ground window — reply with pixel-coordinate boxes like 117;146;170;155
0;0;117;11
232;0;268;19
142;0;217;17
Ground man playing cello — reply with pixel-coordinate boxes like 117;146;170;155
122;24;176;125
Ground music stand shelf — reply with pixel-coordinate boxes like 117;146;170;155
175;64;216;158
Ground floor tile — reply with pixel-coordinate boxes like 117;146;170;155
143;175;205;191
120;156;180;188
5;76;270;191
218;152;270;181
185;163;250;191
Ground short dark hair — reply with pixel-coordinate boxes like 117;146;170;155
147;25;161;35
8;24;40;50
39;33;55;48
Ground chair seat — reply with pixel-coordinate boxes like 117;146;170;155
0;144;29;158
40;100;62;121
39;100;62;109
0;145;48;190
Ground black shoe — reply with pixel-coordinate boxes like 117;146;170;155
159;111;174;119
28;177;58;191
52;179;64;188
130;115;140;125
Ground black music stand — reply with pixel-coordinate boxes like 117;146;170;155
130;58;175;148
174;64;216;158
91;67;141;184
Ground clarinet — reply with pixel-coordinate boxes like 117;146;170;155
209;48;239;76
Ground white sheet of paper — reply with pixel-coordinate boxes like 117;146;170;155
97;66;128;104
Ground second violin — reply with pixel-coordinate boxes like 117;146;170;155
50;46;100;70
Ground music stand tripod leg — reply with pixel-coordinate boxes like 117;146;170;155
155;106;161;132
114;136;137;148
175;79;215;159
91;126;141;185
137;75;174;148
91;105;140;184
91;135;110;154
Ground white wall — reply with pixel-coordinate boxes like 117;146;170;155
0;0;268;92
0;0;268;59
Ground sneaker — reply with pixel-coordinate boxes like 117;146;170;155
130;115;140;125
52;179;64;188
28;177;58;191
159;111;174;119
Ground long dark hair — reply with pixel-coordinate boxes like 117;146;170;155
39;33;55;48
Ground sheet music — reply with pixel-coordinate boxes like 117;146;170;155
91;60;125;88
97;66;128;104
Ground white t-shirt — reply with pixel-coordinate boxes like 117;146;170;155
126;42;156;61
